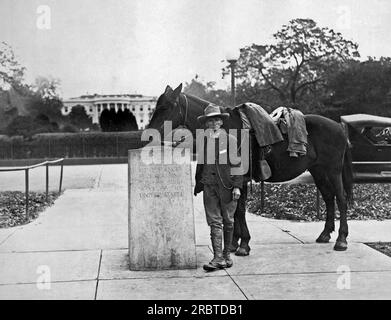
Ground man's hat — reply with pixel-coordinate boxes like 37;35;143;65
197;104;229;124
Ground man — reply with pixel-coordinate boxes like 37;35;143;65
194;104;243;271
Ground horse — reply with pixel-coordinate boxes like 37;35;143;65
147;84;354;252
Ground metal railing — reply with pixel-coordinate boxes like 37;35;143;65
0;158;64;218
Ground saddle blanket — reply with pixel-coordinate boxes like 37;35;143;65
234;102;283;147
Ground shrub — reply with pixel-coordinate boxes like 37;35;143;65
0;131;145;159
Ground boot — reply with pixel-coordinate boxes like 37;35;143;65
223;226;234;268
203;227;227;271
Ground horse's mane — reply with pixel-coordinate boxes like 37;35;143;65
183;93;211;108
184;93;243;129
184;93;239;114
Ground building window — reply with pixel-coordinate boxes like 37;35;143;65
140;106;143;111
64;107;68;113
132;107;135;111
140;119;143;123
89;107;93;112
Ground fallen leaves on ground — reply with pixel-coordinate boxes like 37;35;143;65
247;183;391;222
366;242;391;258
0;191;60;228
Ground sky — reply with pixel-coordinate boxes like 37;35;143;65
1;0;391;98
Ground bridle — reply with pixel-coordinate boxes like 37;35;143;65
174;93;189;129
154;93;189;133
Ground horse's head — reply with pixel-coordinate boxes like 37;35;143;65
148;84;207;136
148;84;184;132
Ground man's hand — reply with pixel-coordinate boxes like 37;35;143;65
232;187;241;200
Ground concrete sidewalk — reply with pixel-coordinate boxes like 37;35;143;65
1;164;391;299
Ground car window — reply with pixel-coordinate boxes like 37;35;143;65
360;126;391;145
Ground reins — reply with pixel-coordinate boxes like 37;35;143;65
177;93;189;129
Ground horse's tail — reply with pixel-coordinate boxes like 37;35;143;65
342;144;354;205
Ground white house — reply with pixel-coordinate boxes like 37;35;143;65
62;94;157;130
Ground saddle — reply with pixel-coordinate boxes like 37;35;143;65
234;103;308;182
234;103;281;181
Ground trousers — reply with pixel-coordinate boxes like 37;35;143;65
203;183;238;230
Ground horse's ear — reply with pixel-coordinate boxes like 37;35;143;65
164;85;173;95
172;83;182;98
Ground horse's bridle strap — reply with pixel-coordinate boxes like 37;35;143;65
176;93;189;129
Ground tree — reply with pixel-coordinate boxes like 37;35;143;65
99;108;111;131
126;110;138;131
0;42;25;90
109;108;117;130
183;76;231;106
33;113;59;133
115;109;124;131
68;105;93;130
26;76;64;122
230;19;360;105
183;75;215;98
5;115;35;138
0;43;65;134
0;75;63;131
27;94;63;122
325;57;391;118
32;76;61;99
99;108;139;132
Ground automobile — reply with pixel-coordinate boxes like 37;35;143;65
340;114;391;182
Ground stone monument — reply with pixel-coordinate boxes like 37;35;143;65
128;146;197;270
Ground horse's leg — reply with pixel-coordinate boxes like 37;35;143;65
309;166;336;243
327;171;349;251
234;183;251;256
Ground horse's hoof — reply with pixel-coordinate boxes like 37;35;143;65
229;244;239;253
316;234;331;243
235;247;250;256
334;241;348;251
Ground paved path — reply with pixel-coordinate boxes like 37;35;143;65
1;164;391;299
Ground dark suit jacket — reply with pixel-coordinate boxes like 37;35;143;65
194;129;243;195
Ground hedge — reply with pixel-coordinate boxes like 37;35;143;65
0;131;147;159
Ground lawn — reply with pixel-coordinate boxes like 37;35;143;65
0;191;60;228
247;183;391;221
366;242;391;258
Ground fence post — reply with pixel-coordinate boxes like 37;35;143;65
25;169;29;218
46;163;49;202
10;140;13;159
116;135;119;157
82;135;86;158
59;162;64;193
260;180;265;213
